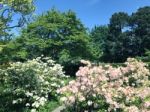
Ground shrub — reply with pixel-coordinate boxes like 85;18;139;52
0;57;67;112
58;58;150;112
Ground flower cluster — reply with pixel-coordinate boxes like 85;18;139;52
0;57;67;111
59;58;150;112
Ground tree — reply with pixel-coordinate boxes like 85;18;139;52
90;7;150;63
0;0;35;41
101;12;129;62
90;25;109;61
2;9;93;75
130;6;150;56
109;12;129;36
101;6;150;62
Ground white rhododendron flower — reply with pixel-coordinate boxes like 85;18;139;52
87;101;93;106
0;57;67;111
31;109;36;112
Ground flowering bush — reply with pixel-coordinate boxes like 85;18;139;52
0;57;67;112
59;58;150;112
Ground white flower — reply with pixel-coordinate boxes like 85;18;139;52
44;68;48;73
1;57;66;111
32;102;40;108
87;100;93;106
35;103;40;108
12;100;17;104
51;83;57;86
25;92;33;97
39;97;47;106
81;86;86;90
61;81;65;84
25;103;30;107
31;109;36;112
44;81;49;85
60;97;67;102
92;94;96;97
18;98;23;102
69;80;75;85
56;89;60;94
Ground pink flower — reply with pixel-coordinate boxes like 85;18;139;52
81;86;86;90
59;58;150;111
144;101;150;108
72;86;78;93
79;95;85;102
109;68;121;80
68;96;75;103
121;67;130;74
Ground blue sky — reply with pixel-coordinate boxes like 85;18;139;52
35;0;150;29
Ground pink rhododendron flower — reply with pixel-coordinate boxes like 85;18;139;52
59;58;150;111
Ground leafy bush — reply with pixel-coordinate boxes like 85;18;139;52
0;57;68;112
58;58;150;112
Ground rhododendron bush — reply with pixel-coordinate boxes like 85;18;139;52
59;58;150;112
0;57;67;112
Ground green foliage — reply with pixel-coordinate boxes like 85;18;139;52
1;9;93;75
130;6;150;56
90;6;150;62
102;12;129;62
90;26;109;60
38;100;60;112
0;44;5;52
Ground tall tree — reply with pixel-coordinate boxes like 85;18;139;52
90;25;109;61
102;12;129;62
101;6;150;62
130;6;150;56
1;9;93;75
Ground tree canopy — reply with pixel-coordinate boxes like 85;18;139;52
90;6;150;62
1;9;93;75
